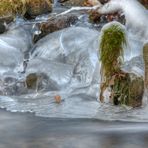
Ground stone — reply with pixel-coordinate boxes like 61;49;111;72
0;0;52;23
0;0;26;23
110;72;144;107
0;23;6;34
26;73;38;89
139;0;148;9
26;72;51;90
33;14;78;42
89;10;101;24
25;0;52;18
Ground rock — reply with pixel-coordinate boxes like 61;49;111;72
33;14;78;42
0;0;26;23
99;0;109;4
0;0;52;23
139;0;148;9
0;23;6;34
110;72;144;107
26;58;74;90
99;22;144;107
26;73;38;89
83;0;102;6
89;10;101;24
25;0;52;18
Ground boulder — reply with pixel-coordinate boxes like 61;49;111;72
25;0;52;18
0;0;26;23
110;72;144;107
0;0;52;23
33;14;78;42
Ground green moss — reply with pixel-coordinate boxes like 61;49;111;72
100;24;127;79
0;0;26;18
99;22;143;107
26;73;38;89
112;73;130;105
0;1;13;17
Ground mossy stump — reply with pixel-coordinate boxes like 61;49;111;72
143;43;148;89
99;22;144;107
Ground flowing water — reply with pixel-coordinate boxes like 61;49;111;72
0;0;148;122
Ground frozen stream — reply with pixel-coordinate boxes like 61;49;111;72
0;25;146;121
0;0;147;122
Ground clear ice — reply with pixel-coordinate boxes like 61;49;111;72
0;0;148;121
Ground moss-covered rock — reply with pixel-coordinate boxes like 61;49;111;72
0;0;26;22
33;14;78;42
89;10;101;24
25;0;52;18
26;73;38;89
0;0;52;23
99;22;144;107
111;72;144;107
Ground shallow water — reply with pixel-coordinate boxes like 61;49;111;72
1;109;148;148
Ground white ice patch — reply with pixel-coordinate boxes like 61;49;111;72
98;0;148;44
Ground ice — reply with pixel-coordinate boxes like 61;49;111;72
0;27;32;53
0;23;147;121
26;58;74;89
98;0;148;43
0;27;32;75
31;27;99;85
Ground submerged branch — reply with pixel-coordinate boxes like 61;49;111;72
56;4;102;17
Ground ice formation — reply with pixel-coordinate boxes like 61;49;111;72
0;27;32;75
98;0;148;43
